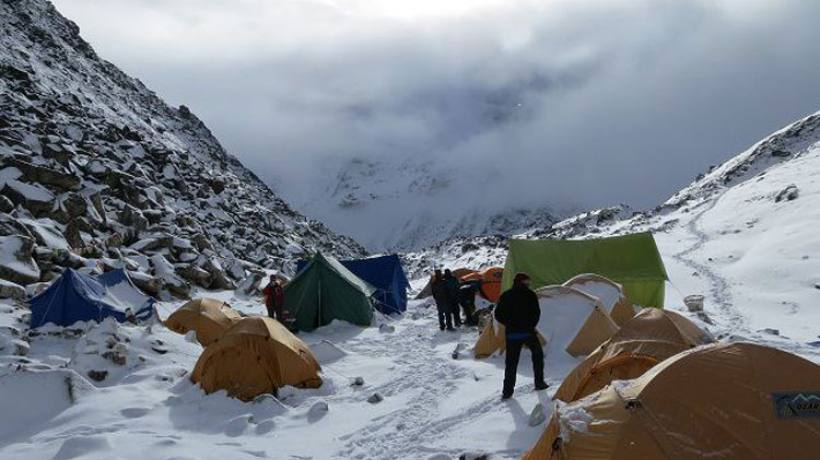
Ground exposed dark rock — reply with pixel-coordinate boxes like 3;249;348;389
774;184;799;202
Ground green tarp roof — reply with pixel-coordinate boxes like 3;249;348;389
501;232;668;307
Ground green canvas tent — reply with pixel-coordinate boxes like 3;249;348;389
501;232;668;307
284;253;376;331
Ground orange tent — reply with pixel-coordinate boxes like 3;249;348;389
553;308;713;402
164;298;242;346
191;317;322;401
462;267;504;303
524;342;820;460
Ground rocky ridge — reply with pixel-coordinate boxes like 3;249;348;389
0;0;365;301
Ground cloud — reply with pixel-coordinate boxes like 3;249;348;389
53;0;820;231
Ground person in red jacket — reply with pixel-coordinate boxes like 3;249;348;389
262;275;285;321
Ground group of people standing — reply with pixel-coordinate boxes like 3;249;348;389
432;269;547;400
430;269;479;330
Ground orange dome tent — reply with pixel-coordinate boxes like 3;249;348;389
164;298;242;346
462;267;504;303
525;342;820;460
553;308;713;402
191;316;322;401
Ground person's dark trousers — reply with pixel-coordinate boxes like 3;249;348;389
462;301;476;325
503;334;545;397
437;307;452;330
450;302;462;327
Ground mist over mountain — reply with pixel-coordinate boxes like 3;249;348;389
49;0;820;249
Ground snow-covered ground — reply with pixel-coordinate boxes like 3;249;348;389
4;202;819;460
0;292;553;460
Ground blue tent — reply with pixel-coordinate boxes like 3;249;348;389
30;268;155;328
297;254;410;314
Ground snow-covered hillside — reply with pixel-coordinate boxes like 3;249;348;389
0;0;364;301
413;109;820;346
295;155;558;251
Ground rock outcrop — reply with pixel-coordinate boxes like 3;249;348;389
0;0;365;299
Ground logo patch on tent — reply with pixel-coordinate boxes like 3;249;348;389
773;392;820;418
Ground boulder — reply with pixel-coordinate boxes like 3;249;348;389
199;256;235;290
118;205;149;231
0;235;40;284
87;370;108;382
0;279;26;300
191;234;213;252
223;258;248;281
0;213;34;238
106;233;124;248
3;158;81;191
53;249;88;269
150;254;191;298
63;221;85;250
1;179;54;217
128;270;162;296
19;218;69;250
25;281;50;297
775;184;799;202
0;195;13;213
131;233;174;252
237;270;265;296
51;192;88;224
175;263;212;288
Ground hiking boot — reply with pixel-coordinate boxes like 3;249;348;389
534;381;550;391
446;327;456;331
501;392;513;401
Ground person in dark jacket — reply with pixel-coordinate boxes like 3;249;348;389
494;272;548;399
458;280;480;326
431;269;453;331
443;269;462;327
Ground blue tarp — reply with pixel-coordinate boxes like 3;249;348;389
297;254;410;314
30;268;155;328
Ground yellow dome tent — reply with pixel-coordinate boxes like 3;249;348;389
553;308;713;402
191;317;322;401
524;342;820;460
537;286;619;359
474;318;507;358
563;273;638;326
164;298;242;346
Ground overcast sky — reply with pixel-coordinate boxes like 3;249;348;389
52;0;820;216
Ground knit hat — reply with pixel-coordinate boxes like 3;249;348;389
513;272;531;284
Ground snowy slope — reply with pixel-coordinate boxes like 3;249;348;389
647;111;820;344
0;0;365;301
